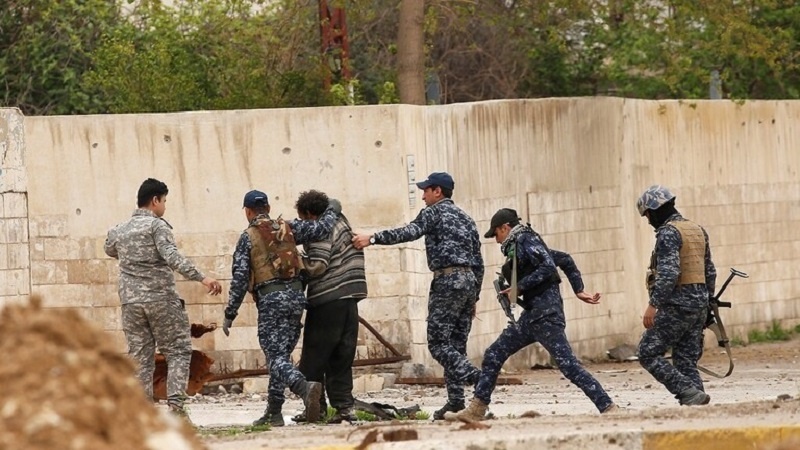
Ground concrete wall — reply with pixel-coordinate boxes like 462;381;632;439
4;98;799;374
0;109;30;307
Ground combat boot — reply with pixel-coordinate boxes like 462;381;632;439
432;400;465;420
447;398;488;422
679;388;711;406
291;380;323;423
168;403;192;424
253;402;284;427
328;407;357;424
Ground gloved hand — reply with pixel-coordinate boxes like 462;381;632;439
328;198;342;215
222;318;233;336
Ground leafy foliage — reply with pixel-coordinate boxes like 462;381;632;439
1;0;798;114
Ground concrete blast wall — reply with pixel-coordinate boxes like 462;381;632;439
1;98;798;374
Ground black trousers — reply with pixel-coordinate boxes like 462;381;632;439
298;298;359;410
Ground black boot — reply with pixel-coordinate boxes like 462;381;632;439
328;406;357;424
291;380;323;423
433;401;465;420
253;401;284;427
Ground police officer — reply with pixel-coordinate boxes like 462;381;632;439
222;190;341;425
352;172;484;420
452;208;617;421
636;185;716;406
105;178;223;418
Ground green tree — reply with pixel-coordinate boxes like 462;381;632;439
84;0;329;113
0;0;124;114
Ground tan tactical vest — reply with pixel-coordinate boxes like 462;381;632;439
646;219;706;291
246;217;305;291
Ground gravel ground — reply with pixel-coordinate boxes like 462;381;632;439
186;339;800;449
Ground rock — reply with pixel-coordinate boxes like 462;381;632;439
607;344;639;362
230;384;243;394
217;385;228;395
400;363;435;379
244;378;268;394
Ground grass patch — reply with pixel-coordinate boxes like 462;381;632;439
730;335;746;347
354;410;378;422
413;410;430;420
198;424;270;437
748;321;793;343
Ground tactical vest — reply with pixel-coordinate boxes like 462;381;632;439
646;219;706;292
246;216;305;291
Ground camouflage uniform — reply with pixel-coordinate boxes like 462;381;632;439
638;212;716;398
105;209;204;408
372;198;484;408
224;210;337;410
475;226;613;412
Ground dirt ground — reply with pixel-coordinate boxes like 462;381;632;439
192;339;800;449
0;296;204;450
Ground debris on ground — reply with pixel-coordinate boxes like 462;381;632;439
0;295;205;450
606;344;639;362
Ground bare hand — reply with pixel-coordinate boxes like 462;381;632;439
576;291;601;304
643;304;657;329
352;234;372;250
202;277;222;295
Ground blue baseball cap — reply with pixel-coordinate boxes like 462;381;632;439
415;172;455;190
243;190;269;208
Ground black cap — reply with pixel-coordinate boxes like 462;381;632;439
484;208;520;238
415;172;455;190
243;190;269;208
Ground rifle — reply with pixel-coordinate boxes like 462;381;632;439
493;273;516;327
698;267;748;378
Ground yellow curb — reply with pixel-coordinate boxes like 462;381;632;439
643;425;800;450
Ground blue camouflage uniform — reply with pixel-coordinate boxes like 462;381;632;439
475;225;613;412
224;209;337;409
638;213;716;398
372;198;484;408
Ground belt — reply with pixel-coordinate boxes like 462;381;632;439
433;266;471;278
257;279;303;296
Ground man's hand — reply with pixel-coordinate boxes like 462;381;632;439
202;277;222;295
328;198;342;215
222;318;233;336
352;234;372;250
576;291;601;305
643;304;657;329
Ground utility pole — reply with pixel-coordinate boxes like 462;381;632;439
319;0;351;90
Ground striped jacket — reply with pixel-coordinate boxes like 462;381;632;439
303;214;367;307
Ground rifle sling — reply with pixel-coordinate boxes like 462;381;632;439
510;246;518;304
697;301;734;378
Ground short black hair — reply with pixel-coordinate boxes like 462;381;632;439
295;190;329;217
137;178;168;207
250;205;269;216
437;186;453;199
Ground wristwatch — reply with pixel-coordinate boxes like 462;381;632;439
369;236;376;245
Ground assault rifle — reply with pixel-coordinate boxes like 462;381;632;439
699;267;748;378
493;273;517;327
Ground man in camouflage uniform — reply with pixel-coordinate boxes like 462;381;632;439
222;190;341;425
452;208;617;421
105;178;223;417
352;172;484;420
636;185;716;406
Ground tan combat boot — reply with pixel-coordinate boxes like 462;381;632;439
446;398;488;422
